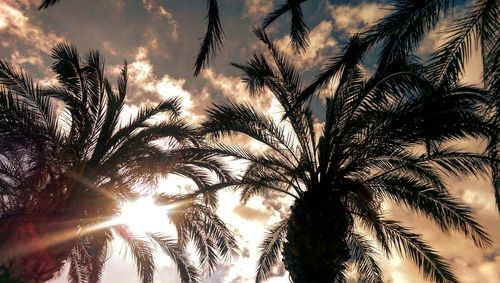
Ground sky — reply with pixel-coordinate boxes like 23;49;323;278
0;0;499;282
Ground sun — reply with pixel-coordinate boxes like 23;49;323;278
115;196;175;234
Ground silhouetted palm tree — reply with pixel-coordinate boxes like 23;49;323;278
0;43;237;282
202;30;493;283
294;0;500;213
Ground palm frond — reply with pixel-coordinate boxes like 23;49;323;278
364;0;454;70
255;219;288;283
232;53;275;96
347;232;384;283
194;0;223;76
87;229;112;283
373;174;491;248
253;28;303;101
114;225;155;283
203;101;297;163
147;233;201;283
68;248;89;283
427;0;499;88
0;61;61;141
262;0;309;51
364;216;459;283
166;201;237;274
39;0;61;9
51;43;84;96
298;35;370;105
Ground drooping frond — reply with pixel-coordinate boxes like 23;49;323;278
194;0;223;76
371;174;491;248
38;0;61;9
255;219;288;283
86;229;113;283
163;199;237;275
147;233;201;283
240;163;301;202
0;61;61;142
427;0;500;88
114;225;155;283
298;35;370;105
347;232;384;283
203;101;297;162
363;216;458;283
68;247;90;283
262;0;309;51
363;0;454;70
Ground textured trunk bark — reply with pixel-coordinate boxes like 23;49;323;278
282;190;352;283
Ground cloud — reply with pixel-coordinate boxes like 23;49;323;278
328;2;392;34
141;0;154;11
0;1;64;52
274;21;337;69
123;47;201;121
416;19;452;57
159;6;179;42
0;1;65;83
138;0;179;42
10;49;43;66
242;0;273;20
233;205;272;222
202;68;272;109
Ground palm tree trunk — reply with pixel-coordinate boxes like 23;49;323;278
282;190;352;283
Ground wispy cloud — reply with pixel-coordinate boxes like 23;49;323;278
0;1;64;52
328;2;392;34
274;21;337;69
242;0;273;21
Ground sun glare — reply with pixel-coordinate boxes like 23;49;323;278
116;196;174;234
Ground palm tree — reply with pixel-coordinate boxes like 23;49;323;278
0;43;237;282
202;30;493;283
291;0;500;212
37;0;223;77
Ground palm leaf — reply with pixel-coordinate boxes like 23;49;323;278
262;0;309;51
39;0;61;9
114;225;155;283
255;218;288;283
347;232;384;283
427;0;499;88
194;0;223;76
364;216;459;283
147;233;201;283
364;0;454;70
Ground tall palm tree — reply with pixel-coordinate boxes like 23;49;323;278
0;43;237;282
202;30;493;283
293;0;500;213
